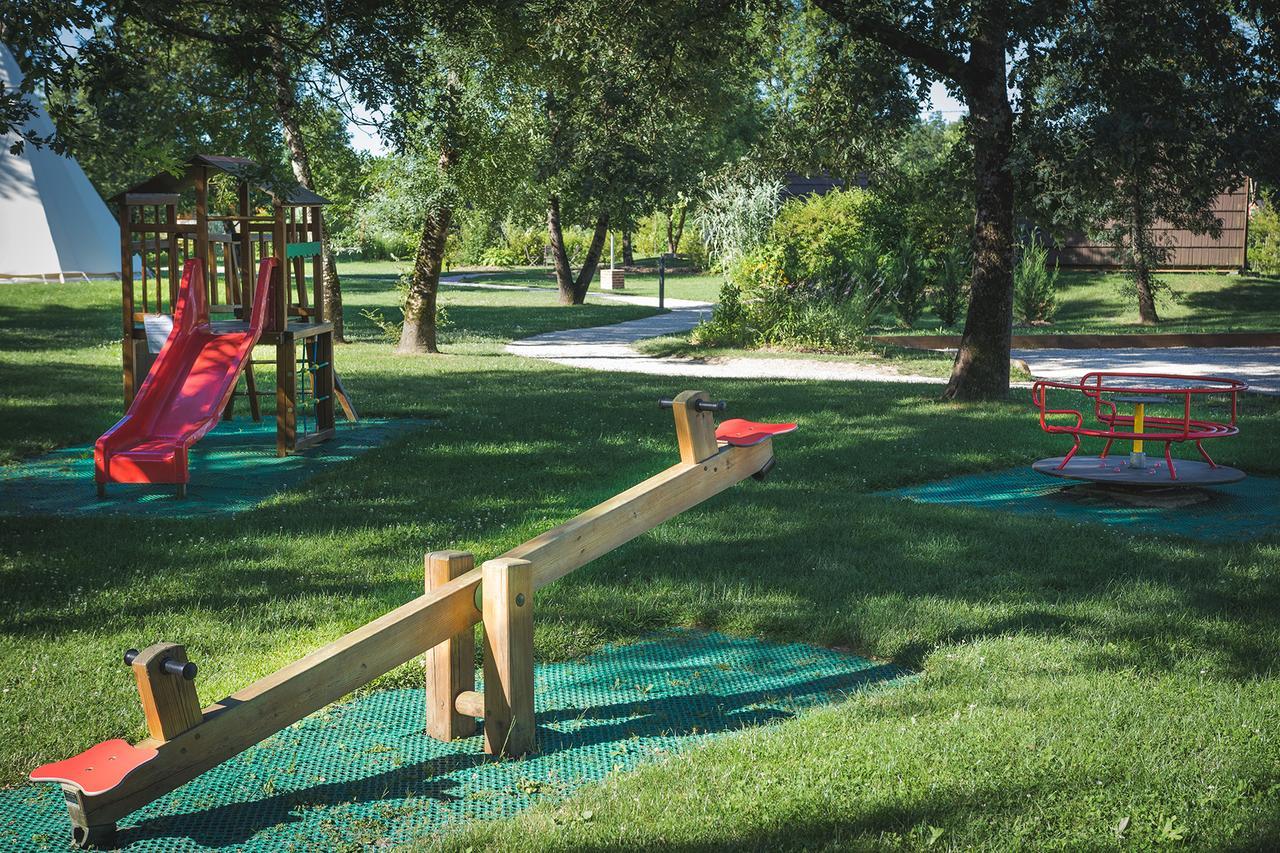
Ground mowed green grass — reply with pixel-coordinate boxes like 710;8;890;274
877;269;1280;335
2;264;1280;849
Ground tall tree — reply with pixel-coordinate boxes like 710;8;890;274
1018;1;1280;324
810;0;1280;396
532;0;764;305
810;0;1021;399
369;12;536;353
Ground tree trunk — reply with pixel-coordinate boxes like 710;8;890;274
668;205;687;254
1133;263;1159;324
944;24;1014;401
398;205;452;353
1129;192;1160;324
622;230;634;265
269;35;344;341
547;196;609;304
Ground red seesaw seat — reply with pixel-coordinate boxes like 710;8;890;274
715;418;798;447
30;739;157;797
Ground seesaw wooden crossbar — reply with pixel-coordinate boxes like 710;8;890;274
76;437;773;825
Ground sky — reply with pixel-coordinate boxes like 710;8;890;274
345;79;969;155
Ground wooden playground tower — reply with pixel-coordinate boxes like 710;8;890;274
111;154;352;456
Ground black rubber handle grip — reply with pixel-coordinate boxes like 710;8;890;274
123;649;197;679
163;659;198;680
658;398;727;412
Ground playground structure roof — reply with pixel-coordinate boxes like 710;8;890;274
110;154;330;207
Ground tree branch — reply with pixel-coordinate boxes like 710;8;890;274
810;0;968;85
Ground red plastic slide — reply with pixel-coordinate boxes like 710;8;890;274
95;258;274;496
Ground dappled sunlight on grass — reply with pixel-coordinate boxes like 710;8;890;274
3;264;1280;848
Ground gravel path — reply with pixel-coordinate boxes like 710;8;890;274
499;290;945;384
445;274;1277;392
1014;346;1280;395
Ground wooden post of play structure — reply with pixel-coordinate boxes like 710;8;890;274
238;181;252;310
425;551;477;741
671;390;719;463
272;201;294;456
118;200;135;408
481;558;535;756
194;168;210;324
310;205;324;324
129;643;202;742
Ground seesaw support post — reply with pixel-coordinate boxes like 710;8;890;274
425;551;476;741
481;558;535;756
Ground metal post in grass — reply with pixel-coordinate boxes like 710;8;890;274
659;252;667;309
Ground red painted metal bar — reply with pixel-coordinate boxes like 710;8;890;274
1030;372;1247;480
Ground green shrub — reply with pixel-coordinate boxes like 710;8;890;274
880;238;930;328
769;189;877;291
930;241;970;327
690;281;755;347
1248;191;1280;275
1013;238;1060;324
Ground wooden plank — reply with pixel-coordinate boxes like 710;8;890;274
311;206;324;324
78;569;487;825
276;331;296;456
481;558;535;756
671;390;719;463
130;644;202;742
291;427;336;452
315;332;336;433
69;437;775;827
334;373;359;422
505;439;774;590
119;203;135;408
124;193;180;206
425;551;476;741
271;203;287;334
194;168;210;326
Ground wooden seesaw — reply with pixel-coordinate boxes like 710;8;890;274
30;391;796;848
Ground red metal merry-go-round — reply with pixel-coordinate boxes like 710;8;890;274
1031;371;1248;487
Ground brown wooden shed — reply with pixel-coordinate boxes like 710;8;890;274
1048;183;1251;270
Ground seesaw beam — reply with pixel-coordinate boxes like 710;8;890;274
68;433;774;828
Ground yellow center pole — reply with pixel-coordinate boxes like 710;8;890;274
1132;403;1145;453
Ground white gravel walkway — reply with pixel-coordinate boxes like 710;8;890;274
1014;347;1280;395
501;290;945;384
445;274;1277;391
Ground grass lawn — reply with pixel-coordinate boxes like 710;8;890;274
3;262;1280;849
884;269;1280;336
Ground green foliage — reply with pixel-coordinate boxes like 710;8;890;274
879;237;930;327
695;171;784;270
1013;240;1060;324
1248;192;1280;276
868;116;974;261
769;188;878;295
930;241;970;327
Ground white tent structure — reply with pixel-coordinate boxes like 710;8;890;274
1;44;121;281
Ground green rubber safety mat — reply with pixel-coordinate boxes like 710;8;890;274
884;466;1280;542
0;419;428;518
1;630;905;851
